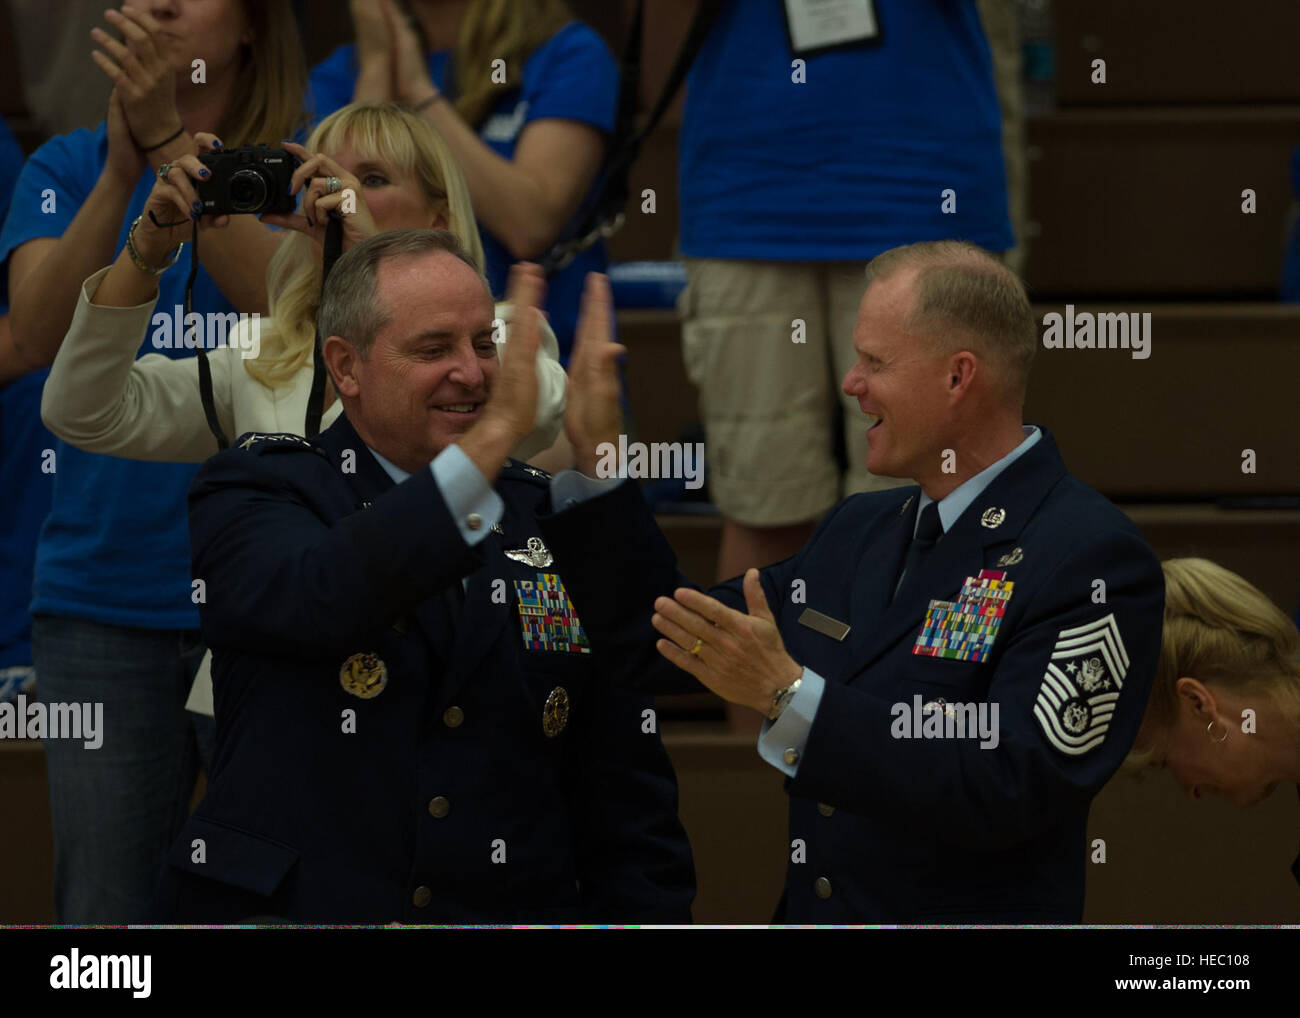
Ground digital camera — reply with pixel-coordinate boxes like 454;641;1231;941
196;145;299;216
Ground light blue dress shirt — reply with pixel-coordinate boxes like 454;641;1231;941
757;426;1042;777
368;444;504;550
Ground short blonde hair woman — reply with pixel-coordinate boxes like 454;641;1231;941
1133;558;1300;811
42;101;565;463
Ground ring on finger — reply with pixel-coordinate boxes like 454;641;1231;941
157;162;173;182
326;176;341;195
689;638;704;657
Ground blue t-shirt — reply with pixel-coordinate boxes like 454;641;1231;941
310;21;619;361
679;0;1014;260
0;117;57;669
0;122;237;629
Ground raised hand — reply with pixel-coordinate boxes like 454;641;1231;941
383;0;438;105
564;273;625;476
135;133;231;266
350;0;395;101
91;6;183;157
652;569;803;715
103;88;146;190
260;142;379;252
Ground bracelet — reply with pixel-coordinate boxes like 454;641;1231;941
140;125;185;152
125;215;182;276
410;92;443;113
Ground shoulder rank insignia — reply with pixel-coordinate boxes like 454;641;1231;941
237;431;318;452
913;569;1014;662
1033;613;1129;756
513;573;591;654
505;536;553;568
339;652;388;698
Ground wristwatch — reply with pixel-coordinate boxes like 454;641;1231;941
768;676;803;721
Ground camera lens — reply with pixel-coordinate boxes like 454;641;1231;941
229;168;269;213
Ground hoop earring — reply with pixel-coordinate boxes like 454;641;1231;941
1207;720;1228;743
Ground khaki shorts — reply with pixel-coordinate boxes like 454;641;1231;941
680;258;909;527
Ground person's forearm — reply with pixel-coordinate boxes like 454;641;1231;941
419;102;564;258
8;175;135;369
93;245;164;308
0;315;25;386
354;59;393;102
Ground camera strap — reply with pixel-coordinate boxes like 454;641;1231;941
190;220;232;451
305;214;345;439
538;0;726;277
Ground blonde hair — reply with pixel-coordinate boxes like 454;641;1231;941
245;102;484;390
1143;558;1300;752
217;1;310;147
864;240;1038;406
448;0;576;127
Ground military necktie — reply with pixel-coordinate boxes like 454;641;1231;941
894;500;943;600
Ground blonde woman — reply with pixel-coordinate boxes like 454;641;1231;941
1132;558;1300;882
313;1;617;367
42;102;566;465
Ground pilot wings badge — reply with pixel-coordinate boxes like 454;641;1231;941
1033;613;1130;756
505;536;553;568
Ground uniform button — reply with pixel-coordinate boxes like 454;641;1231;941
442;706;464;728
814;877;832;899
412;886;432;908
817;802;835;817
428;795;451;818
782;747;800;766
466;513;483;531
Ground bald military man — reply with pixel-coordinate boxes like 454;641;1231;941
540;240;1165;923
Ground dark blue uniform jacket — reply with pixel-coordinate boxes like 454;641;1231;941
153;413;695;924
540;427;1164;923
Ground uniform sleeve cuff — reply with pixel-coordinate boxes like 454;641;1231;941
757;668;826;777
432;444;504;546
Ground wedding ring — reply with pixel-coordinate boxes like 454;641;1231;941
326;176;341;194
157;163;173;182
689;638;704;657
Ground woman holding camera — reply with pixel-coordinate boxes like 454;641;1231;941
42;101;565;466
0;1;306;924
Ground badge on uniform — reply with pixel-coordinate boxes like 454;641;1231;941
542;686;570;737
1033;613;1129;756
339;651;388;698
513;573;592;654
912;569;1014;662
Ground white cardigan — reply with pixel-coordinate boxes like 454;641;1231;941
42;265;569;717
42;264;567;463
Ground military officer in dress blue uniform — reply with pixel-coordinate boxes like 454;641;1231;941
538;240;1166;923
151;230;693;924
